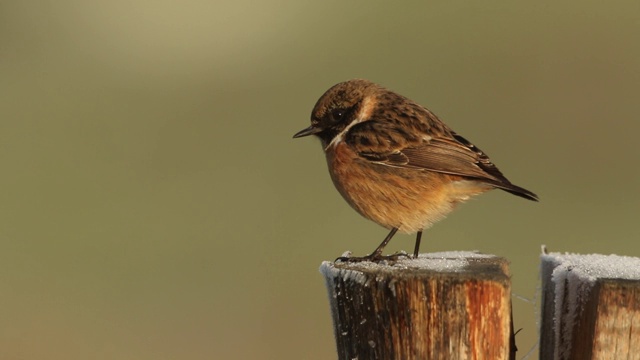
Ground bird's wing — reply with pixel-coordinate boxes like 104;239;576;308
400;133;509;182
344;115;502;181
345;118;538;201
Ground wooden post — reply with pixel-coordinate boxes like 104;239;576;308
320;252;514;360
540;251;640;360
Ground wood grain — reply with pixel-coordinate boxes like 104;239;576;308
540;253;640;360
321;254;513;360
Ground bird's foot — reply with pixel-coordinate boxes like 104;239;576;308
335;251;410;264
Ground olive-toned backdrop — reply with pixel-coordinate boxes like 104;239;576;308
2;1;639;359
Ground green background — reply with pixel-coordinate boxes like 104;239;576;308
2;1;639;359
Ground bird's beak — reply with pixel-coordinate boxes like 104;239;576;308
293;125;322;138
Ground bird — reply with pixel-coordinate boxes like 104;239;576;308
293;79;537;262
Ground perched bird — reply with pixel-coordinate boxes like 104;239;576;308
293;79;537;261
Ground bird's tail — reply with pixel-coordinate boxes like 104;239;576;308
495;182;539;202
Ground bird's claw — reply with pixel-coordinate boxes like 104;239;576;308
335;251;410;264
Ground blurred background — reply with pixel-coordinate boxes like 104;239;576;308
1;1;639;359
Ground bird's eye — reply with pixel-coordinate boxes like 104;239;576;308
330;108;346;122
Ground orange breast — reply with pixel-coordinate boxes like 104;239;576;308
325;142;490;233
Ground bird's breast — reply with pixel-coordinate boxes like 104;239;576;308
324;142;487;233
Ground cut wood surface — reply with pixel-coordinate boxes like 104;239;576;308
320;252;513;360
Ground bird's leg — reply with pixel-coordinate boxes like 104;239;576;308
369;227;399;258
413;231;423;258
336;227;408;263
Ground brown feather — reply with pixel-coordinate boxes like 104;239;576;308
343;100;538;201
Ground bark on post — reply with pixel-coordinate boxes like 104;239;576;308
320;252;513;360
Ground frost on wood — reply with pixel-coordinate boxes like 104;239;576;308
320;251;498;284
540;251;640;360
